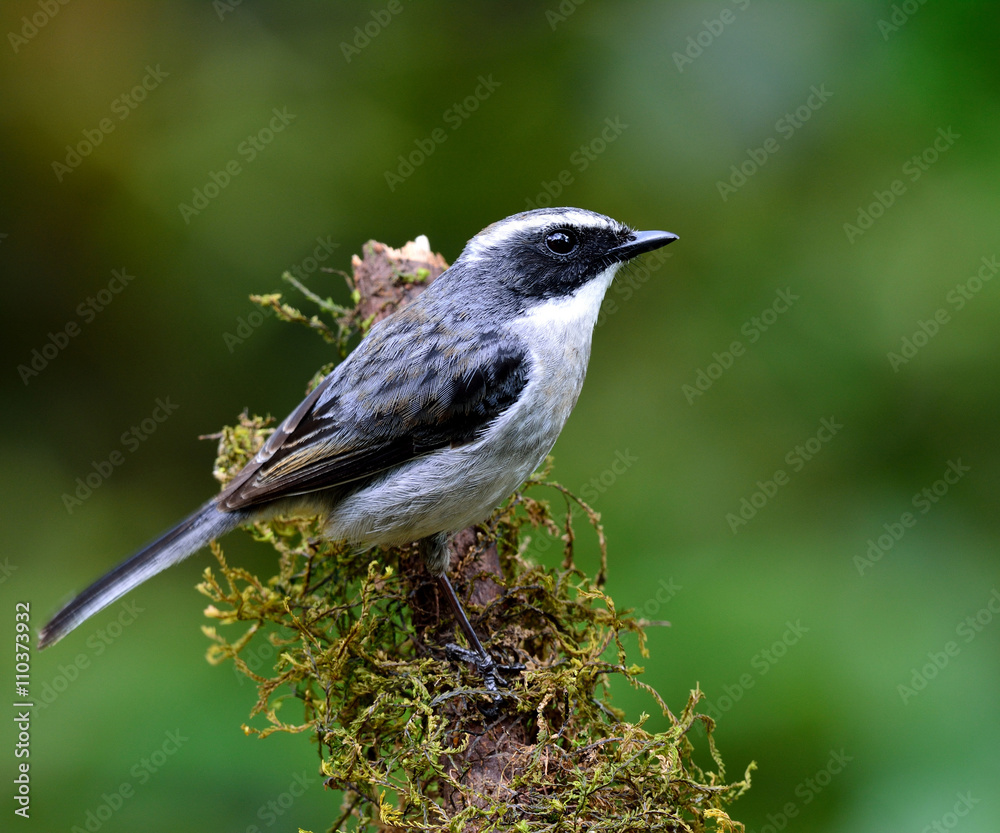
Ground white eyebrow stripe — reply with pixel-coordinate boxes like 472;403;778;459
472;209;613;250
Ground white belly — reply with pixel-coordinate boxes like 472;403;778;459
323;263;620;546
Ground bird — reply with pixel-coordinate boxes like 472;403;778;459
39;206;677;703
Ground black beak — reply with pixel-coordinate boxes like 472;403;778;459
606;229;678;264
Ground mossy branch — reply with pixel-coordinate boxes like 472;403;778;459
197;237;753;831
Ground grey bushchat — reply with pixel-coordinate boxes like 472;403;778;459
39;207;677;704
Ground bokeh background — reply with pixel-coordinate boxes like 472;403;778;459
3;2;998;831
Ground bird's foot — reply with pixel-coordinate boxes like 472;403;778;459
445;642;524;719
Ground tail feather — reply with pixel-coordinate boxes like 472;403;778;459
38;498;244;649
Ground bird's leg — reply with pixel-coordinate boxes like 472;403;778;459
419;533;523;713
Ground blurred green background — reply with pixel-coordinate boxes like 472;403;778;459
3;1;998;831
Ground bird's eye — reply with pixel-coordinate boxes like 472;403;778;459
544;229;578;256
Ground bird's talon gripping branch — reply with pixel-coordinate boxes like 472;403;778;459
444;642;521;717
444;643;524;681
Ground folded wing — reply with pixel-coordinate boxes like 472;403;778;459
219;312;528;511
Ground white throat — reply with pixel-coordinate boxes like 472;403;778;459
517;262;621;334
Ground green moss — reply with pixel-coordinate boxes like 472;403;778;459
199;269;752;832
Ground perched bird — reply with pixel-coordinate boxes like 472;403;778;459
39;207;677;702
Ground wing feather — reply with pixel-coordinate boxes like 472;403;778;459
219;312;527;511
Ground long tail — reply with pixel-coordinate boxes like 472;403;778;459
38;498;246;649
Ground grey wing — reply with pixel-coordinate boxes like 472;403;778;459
218;315;528;512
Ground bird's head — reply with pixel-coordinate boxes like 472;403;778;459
451;207;677;304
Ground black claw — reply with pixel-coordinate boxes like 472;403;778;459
444;642;523;717
428;566;523;717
